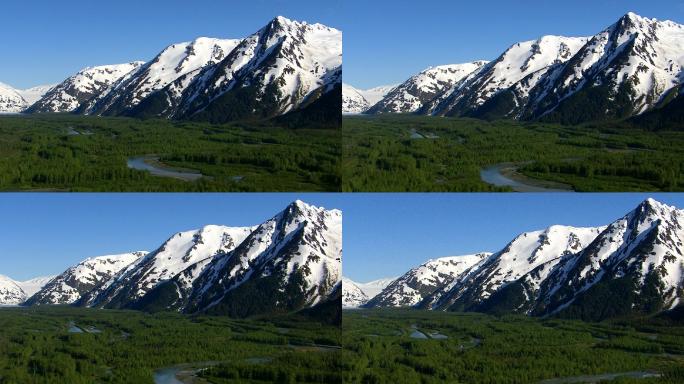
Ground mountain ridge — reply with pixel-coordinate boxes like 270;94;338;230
2;16;341;124
363;198;684;321
342;276;397;307
8;201;341;319
358;12;684;125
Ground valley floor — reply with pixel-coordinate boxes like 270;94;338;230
0;115;341;192
0;307;341;384
342;309;684;383
343;115;684;192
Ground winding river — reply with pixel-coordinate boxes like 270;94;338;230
153;344;340;384
153;366;185;384
538;371;661;383
480;163;574;192
127;156;203;182
153;362;218;384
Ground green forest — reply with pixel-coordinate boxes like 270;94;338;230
343;115;684;192
0;307;341;384
342;309;684;384
0;114;340;192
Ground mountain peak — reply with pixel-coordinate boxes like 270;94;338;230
286;200;342;217
614;11;670;31
623;11;644;21
273;15;291;24
0;274;15;282
266;15;300;33
281;200;334;224
634;198;678;220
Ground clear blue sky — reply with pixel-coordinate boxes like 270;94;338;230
0;193;343;280
1;0;342;89
343;0;684;89
342;193;684;282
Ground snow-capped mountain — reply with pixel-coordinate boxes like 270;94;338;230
16;17;340;123
174;16;341;122
26;252;148;305
6;201;340;318
369;62;489;114
425;226;605;311
532;199;684;319
28;63;144;113
520;12;684;123
86;37;242;116
360;85;398;106
429;37;588;117
0;275;57;305
0;275;26;305
342;278;368;307
181;200;341;316
0;82;28;113
364;13;684;124
15;201;341;318
342;276;396;307
0;83;56;113
342;83;371;114
86;225;255;308
16;276;56;297
381;198;684;321
16;84;56;105
342;83;398;113
366;253;491;308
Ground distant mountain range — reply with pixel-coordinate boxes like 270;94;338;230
346;199;684;321
344;13;684;126
342;84;397;114
0;275;57;305
1;17;342;125
342;277;396;307
2;201;342;320
0;83;56;113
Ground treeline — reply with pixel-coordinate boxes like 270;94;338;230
0;115;341;192
343;115;684;192
0;307;341;384
201;352;343;383
341;309;684;383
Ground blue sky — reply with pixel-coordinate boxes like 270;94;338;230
1;0;341;89
342;193;684;282
343;0;684;89
0;193;343;280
